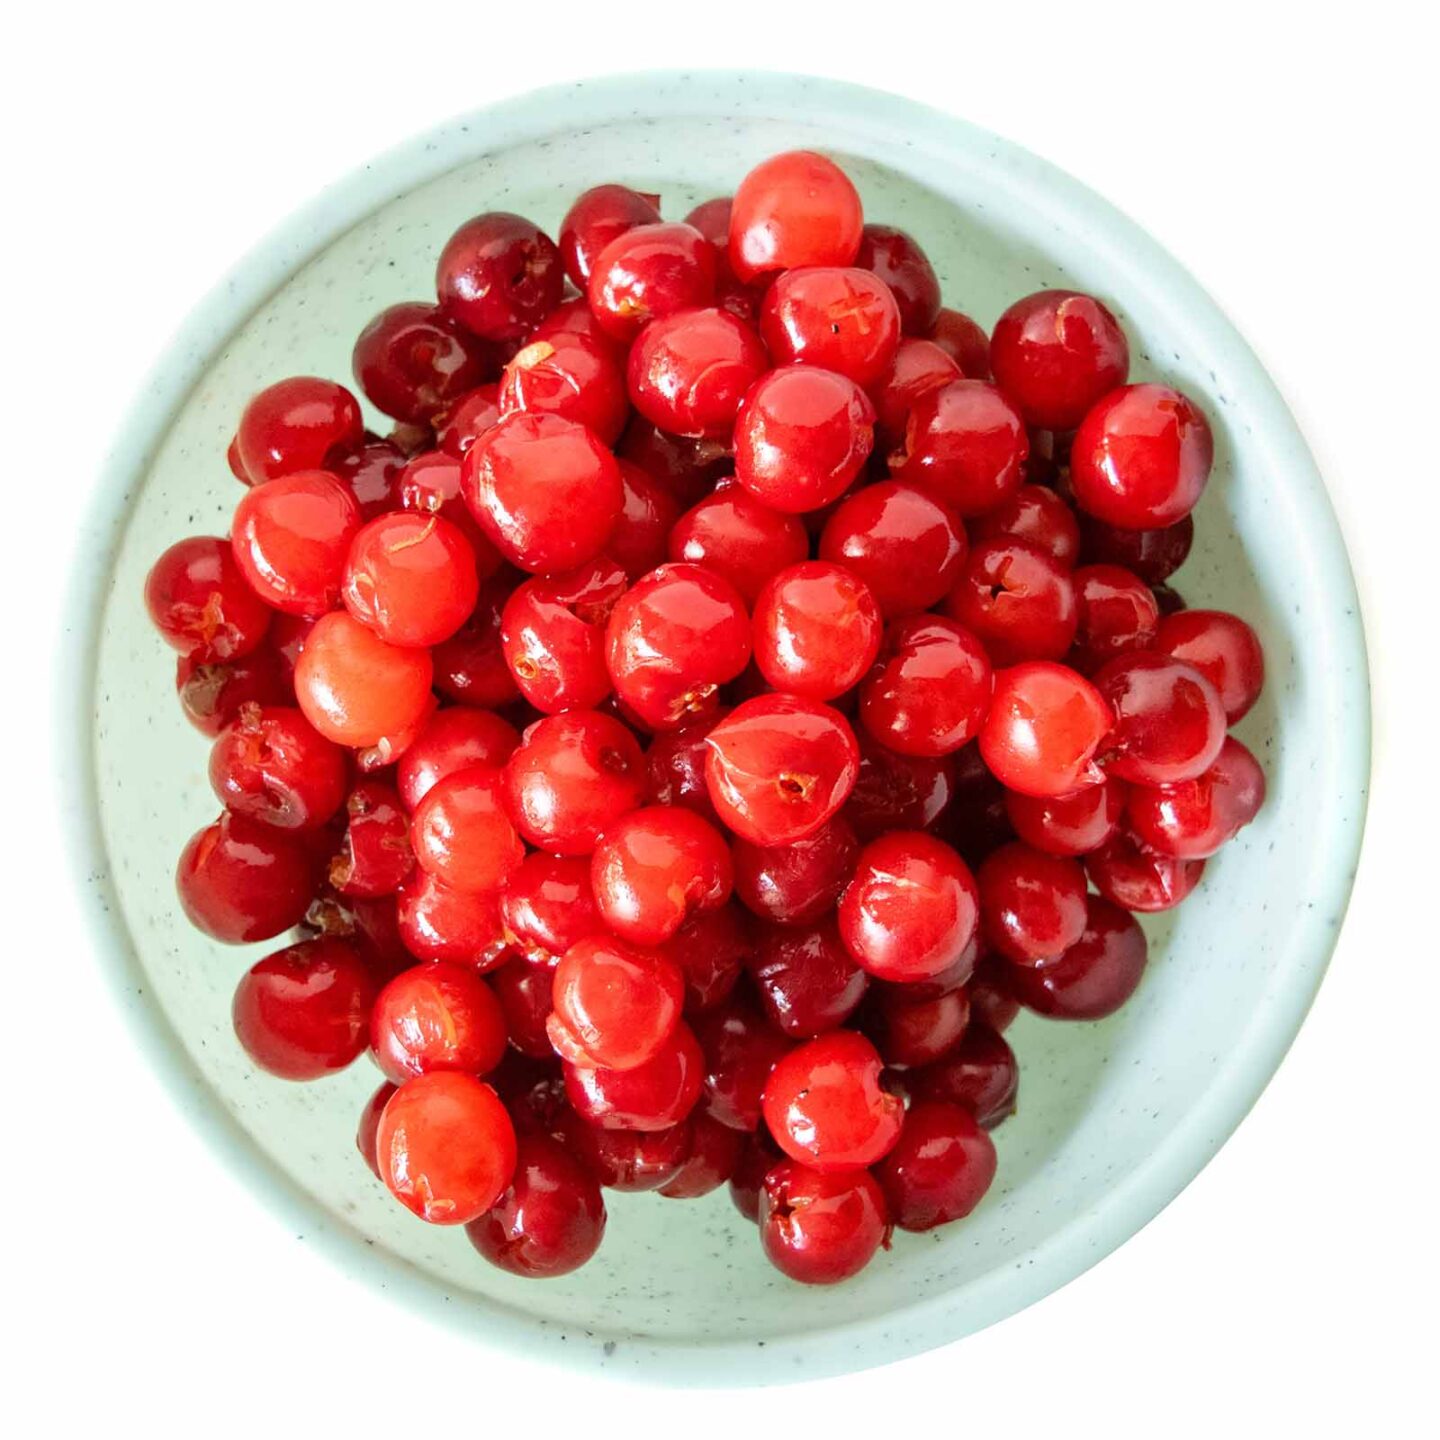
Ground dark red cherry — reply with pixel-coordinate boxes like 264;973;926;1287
436;212;564;341
1006;895;1148;1018
352;302;493;426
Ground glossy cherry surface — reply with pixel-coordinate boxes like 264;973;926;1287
930;308;992;379
1079;511;1194;584
326;780;413;898
626;306;768;439
731;815;858;928
845;737;955;840
1127;735;1266;858
490;956;557;1059
208;703;347;831
867;985;969;1070
500;852;601;963
431;574;520;709
565;1117;692;1192
856;224;940;334
176;649;290;737
370;961;506;1084
435;383;503;458
436;211;563;341
662;901;750;1012
357;1081;398;1176
759;266;901;387
342;511;479;647
1086;832;1205;913
608;460;680;581
146;536;272;662
558;182;662;287
728;150;863;283
978;661;1113;797
235;375;363;483
693;1000;792;1132
870;338;961;447
587;222;717;342
760;1161;890;1285
1070;563;1160;671
498;333;628;446
176;812;314;944
396;708;519;810
978;841;1089;964
667;484;809;607
658;1110;747;1198
749;919;870;1037
549;935;684;1071
410;765;523;895
1094;652;1227;785
874;1099;997;1232
946;536;1079;666
859;615;992;758
1007;895;1148;1018
753;561;882;700
911;1022;1019;1128
395;868;506;968
352;302;491;426
970;484;1082;569
1154;608;1266;723
1005;777;1126;856
562;1022;703;1131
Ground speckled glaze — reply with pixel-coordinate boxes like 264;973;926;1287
64;73;1369;1384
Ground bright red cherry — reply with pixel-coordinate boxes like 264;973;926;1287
890;379;1029;517
856;224;940;335
562;1022;704;1131
431;573;520;710
1070;563;1160;671
978;661;1113;797
605;563;751;731
396;708;519;810
627;306;768;439
395;869;506;968
175;649;290;737
549;935;684;1071
462;412;622;575
818;480;967;618
946;537;1078;667
208;703;347;831
759;266;901;387
392;450;494;564
410;765;523;895
844;737;955;841
859;615;992;758
667;485;809;607
231;469;362;616
1079;511;1194;583
970;484;1082;569
659;1110;747;1198
499;853;600;965
466;1134;607;1277
930;309;991;379
1154;609;1266;723
1071;383;1213;528
500;556;627;714
978;841;1089;964
1127;735;1266;858
753;562;882;700
866;985;969;1070
294;611;434;748
911;1021;1019;1128
870;338;961;448
733;366;875;513
729;150;863;283
1094;652;1227;785
435;383;502;458
352;302;492;426
232;937;375;1080
1086;832;1205;912
748;919;869;1037
530;297;626;360
731;815;858;928
990;290;1130;430
558;182;662;287
356;691;439;776
370;961;506;1084
376;1071;517;1224
1005;777;1126;856
235;376;363;483
705;695;860;846
176;812;314;944
838;831;979;983
342;511;479;648
435;212;563;341
498;334;628;445
146;537;273;662
762;1030;903;1171
874;1100;996;1232
328;780;414;897
1006;895;1148;1018
761;1161;889;1284
587;222;717;341
504;710;646;855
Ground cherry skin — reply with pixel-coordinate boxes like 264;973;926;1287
759;266;901;387
176;648;290;737
874;1100;997;1232
930;309;992;379
1070;563;1160;671
369;961;506;1084
970;484;1082;569
342;511;479;648
208;703;348;831
466;1132;606;1277
357;1081;398;1176
977;841;1089;964
978;661;1113;797
1070;383;1214;528
1154;608;1266;723
562;1022;704;1131
1079;511;1194;584
395;869;506;968
693;1001;791;1132
946;537;1079;666
146;537;273;662
232;937;376;1080
500;853;600;964
1094;652;1227;785
558;182;662;287
294;611;434;749
1127;735;1266;858
435;211;563;341
890;379;1029;518
911;1022;1019;1128
504;710;647;855
435;383;502;458
391;448;487;553
990;290;1130;430
845;737;955;841
530;298;626;361
870;338;961;449
753;561;883;701
234;376;363;483
1086;832;1205;913
733;365;875;514
176;812;314;944
462;412;622;575
866;985;969;1070
730;1133;784;1220
818;480;968;618
658;1110;747;1198
490;956;558;1059
548;935;684;1072
856;224;940;335
663;903;751;1013
761;1161;889;1284
626;306;768;439
618;416;730;507
667;485;809;607
431;573;520;710
749;919;870;1037
705;695;861;846
731;815;859;928
859;615;993;758
500;556;626;714
497;333;628;446
728;150;863;284
587;221;717;342
396;708;519;810
645;714;725;823
610;460;681;581
328;780;414;898
376;1071;517;1225
410;765;523;895
838;831;979;983
1005;777;1126;856
1006;895;1148;1018
605;563;752;731
562;1116;693;1192
762;1030;903;1172
352;302;491;426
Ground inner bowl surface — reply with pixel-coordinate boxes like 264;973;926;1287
74;73;1368;1383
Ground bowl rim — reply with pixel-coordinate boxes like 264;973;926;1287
62;69;1371;1385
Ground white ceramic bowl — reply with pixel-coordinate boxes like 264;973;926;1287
66;72;1369;1384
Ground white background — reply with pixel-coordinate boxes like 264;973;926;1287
4;3;1436;1433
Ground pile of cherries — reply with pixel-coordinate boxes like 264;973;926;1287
144;149;1266;1286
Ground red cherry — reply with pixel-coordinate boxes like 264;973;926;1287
490;956;558;1059
396;708;519;811
866;984;970;1070
1127;735;1266;858
930;309;991;379
844;736;955;841
761;1161;890;1284
549;935;684;1071
175;649;290;737
563;1116;693;1193
146;536;273;662
1086;833;1205;913
531;298;626;361
431;573;521;710
436;212;563;341
352;302;492;426
498;333;629;445
856;224;940;335
235;376;363;483
693;1001;791;1133
369;961;506;1084
395;869;506;968
357;1081;398;1176
342;511;479;648
645;713;725;822
871;338;961;449
500;853;601;964
662;901;751;1013
558;182;662;287
176;812;314;944
208;704;347;831
759;266;901;387
1079;511;1194;584
667;485;809;607
626;307;768;439
945;537;1079;666
977;841;1089;964
610;460;681;581
1154;608;1266;723
1070;563;1160;671
729;1133;784;1220
411;765;523;895
731;815;859;928
562;1022;703;1131
1093;652;1227;785
1007;895;1148;1017
729;150;863;284
658;1110;747;1198
435;383;502;458
978;661;1113;797
911;1022;1019;1128
587;222;717;342
753;561;882;700
970;484;1082;569
875;1100;996;1232
1005;777;1126;856
749;919;870;1038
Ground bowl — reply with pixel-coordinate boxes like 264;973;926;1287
66;71;1370;1383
